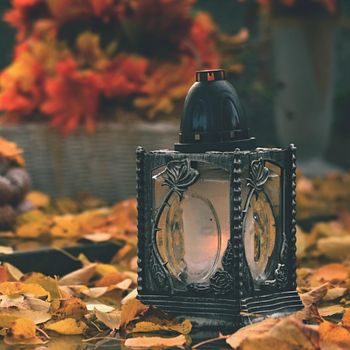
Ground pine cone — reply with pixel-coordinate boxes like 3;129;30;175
0;205;16;230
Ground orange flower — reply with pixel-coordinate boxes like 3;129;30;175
101;56;149;98
41;58;102;133
0;48;44;116
188;12;220;68
134;57;196;119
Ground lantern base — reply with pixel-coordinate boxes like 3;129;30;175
138;290;303;331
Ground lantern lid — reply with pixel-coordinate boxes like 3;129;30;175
174;69;256;153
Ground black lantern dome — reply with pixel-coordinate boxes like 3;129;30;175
175;69;256;152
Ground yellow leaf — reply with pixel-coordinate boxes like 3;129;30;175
95;263;118;276
23;273;62;301
16;221;51;238
10;318;36;339
0;281;48;297
120;298;149;329
50;215;81;238
131;319;192;335
0;310;51;327
46;318;87;335
124;335;187;348
50;298;87;320
26;191;51;208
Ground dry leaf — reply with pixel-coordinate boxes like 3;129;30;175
131;319;192;335
308;264;349;287
95;308;121;330
124;334;187;348
0;245;13;254
26;191;51;208
4;318;47;345
59;263;97;286
86;300;115;313
46;318;87;335
23;273;62;300
227;318;318;350
82;286;109;298
300;283;329;306
121;298;149;329
318;305;345;317
319;321;350;350
83;232;112;242
324;287;347;301
0;309;51;327
0;281;49;298
4;263;24;281
50;298;87;320
226;318;279;349
317;237;350;261
95;271;126;287
342;309;350;329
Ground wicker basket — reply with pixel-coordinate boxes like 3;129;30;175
0;122;178;203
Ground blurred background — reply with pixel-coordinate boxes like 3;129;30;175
0;0;349;203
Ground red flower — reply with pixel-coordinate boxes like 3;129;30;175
101;56;149;98
41;58;102;133
4;0;47;41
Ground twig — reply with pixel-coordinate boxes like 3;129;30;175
36;327;50;340
52;247;81;262
192;333;229;349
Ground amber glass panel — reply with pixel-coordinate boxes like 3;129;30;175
153;162;229;285
243;161;281;283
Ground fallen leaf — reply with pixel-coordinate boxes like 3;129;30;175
317;237;350;261
95;271;125;287
95;308;121;330
227;318;318;350
319;321;350;350
308;264;349;287
0;245;13;254
131;319;192;335
86;300;115;313
4;263;24;281
116;278;132;291
50;298;87;320
0;309;51;327
318;305;345;317
342;309;350;329
82;286;109;298
46;318;87;335
4;318;47;345
300;283;329;306
324;287;347;301
120;298;149;329
122;288;137;305
10;317;36;338
26;191;51;208
226;318;279;349
0;281;49;298
59;263;97;286
23;273;62;300
83;232;112;242
124;334;187;348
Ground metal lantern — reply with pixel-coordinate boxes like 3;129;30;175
136;69;303;330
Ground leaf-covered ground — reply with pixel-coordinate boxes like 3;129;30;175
0;172;350;349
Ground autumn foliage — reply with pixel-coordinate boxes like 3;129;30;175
0;0;244;133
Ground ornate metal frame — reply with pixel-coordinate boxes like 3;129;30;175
136;145;302;330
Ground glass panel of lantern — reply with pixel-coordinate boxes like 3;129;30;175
153;162;230;289
243;160;282;287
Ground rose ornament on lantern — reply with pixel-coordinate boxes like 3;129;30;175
136;70;303;330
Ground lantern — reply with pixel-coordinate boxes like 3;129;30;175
136;69;303;330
